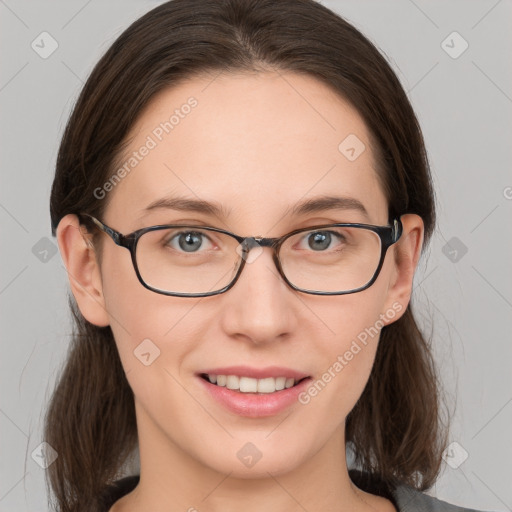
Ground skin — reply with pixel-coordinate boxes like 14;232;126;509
57;70;424;512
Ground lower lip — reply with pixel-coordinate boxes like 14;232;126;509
197;375;312;417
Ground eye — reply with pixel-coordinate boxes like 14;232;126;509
166;230;214;253
299;230;346;251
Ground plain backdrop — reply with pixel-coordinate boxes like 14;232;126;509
1;1;511;511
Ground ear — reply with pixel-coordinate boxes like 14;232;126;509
381;213;424;324
56;214;110;327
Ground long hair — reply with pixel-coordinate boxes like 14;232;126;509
46;0;446;510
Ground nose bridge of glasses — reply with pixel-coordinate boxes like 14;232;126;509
239;236;278;255
235;236;285;289
236;237;282;274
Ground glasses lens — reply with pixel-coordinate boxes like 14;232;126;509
136;227;241;295
134;225;383;296
279;226;382;293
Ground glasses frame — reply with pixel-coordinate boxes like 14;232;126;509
78;213;403;297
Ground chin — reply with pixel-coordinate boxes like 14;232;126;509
199;442;306;479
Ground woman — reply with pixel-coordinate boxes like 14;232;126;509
45;1;486;511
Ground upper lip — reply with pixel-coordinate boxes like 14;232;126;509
197;365;310;380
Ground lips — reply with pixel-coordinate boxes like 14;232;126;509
195;365;312;417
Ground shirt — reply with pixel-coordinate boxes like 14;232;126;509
98;470;487;512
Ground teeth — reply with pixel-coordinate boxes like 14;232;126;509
226;375;239;390
240;376;258;392
205;374;298;393
275;377;286;391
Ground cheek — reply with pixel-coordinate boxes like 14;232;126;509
102;276;203;432
313;281;388;356
99;252;199;373
300;281;392;418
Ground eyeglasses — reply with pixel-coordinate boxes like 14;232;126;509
78;213;403;297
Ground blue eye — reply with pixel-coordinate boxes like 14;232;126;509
302;230;345;251
167;231;213;253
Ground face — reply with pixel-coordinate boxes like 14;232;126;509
61;71;421;483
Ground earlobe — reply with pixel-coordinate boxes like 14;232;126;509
56;214;110;327
381;214;425;324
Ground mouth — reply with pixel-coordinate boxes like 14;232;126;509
199;373;310;394
196;368;313;417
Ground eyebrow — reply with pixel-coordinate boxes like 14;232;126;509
141;194;369;220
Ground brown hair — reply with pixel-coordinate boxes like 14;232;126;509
46;0;446;510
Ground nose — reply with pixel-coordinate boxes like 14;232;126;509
218;245;297;345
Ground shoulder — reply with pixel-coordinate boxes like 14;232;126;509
99;475;139;512
348;470;493;512
101;473;493;512
392;484;493;512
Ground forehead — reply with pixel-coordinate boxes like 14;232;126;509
104;71;388;231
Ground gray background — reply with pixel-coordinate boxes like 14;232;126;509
1;1;511;510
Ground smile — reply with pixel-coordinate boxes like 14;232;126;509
200;373;308;394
